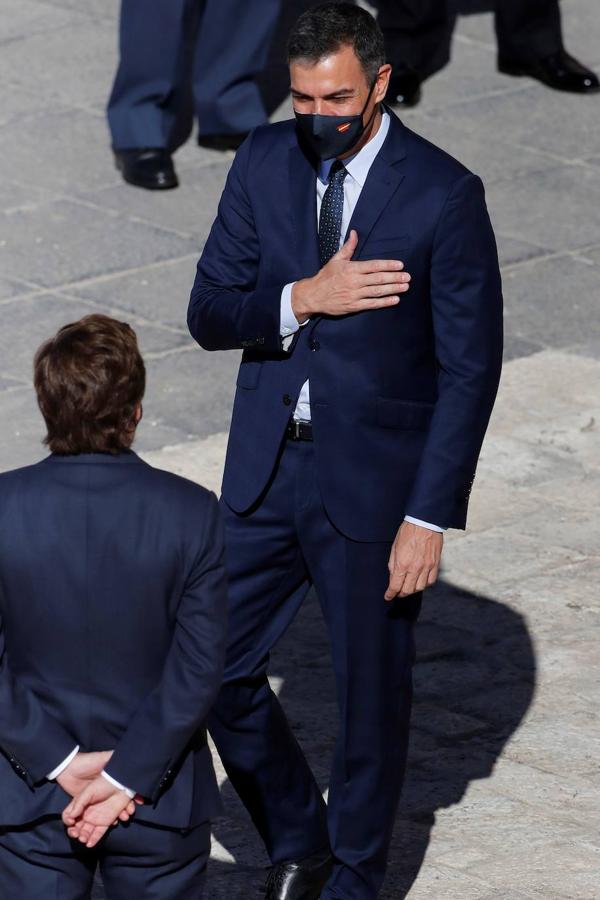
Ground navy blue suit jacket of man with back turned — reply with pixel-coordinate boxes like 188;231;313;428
189;107;503;538
0;451;226;829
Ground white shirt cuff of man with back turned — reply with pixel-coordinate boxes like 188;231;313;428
47;746;136;799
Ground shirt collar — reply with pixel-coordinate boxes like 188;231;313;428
318;108;391;186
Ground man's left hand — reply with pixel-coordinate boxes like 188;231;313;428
385;521;443;601
63;776;140;848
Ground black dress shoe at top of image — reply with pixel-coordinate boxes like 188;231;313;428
114;148;179;190
498;48;600;94
198;132;250;152
264;849;333;900
386;69;423;108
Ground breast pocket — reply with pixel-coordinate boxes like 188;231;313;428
361;234;410;261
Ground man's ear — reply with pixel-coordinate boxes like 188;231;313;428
134;403;143;426
376;63;392;104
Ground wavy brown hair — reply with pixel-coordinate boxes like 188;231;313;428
34;314;146;455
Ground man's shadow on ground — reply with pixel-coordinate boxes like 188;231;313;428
208;578;535;898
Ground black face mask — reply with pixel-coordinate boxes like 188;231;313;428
294;81;378;161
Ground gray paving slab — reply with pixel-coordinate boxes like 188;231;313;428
76;160;232;239
425;85;600;164
37;0;120;20
66;255;200;328
0;386;47;471
487;164;600;251
0;18;116;111
0;107;118;193
403;103;557;186
0;292;189;381
0;82;60;130
0;196;197;287
501;251;600;349
0;276;39;302
141;347;239;442
0;0;89;43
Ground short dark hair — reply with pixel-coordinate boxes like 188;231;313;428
34;314;146;455
287;2;385;84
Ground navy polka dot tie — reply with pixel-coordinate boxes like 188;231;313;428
318;160;348;267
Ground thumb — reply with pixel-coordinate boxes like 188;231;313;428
335;229;358;261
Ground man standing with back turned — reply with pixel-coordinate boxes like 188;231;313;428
188;4;503;898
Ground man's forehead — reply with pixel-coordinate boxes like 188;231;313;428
290;49;366;94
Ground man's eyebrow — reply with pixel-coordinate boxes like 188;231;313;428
290;87;357;99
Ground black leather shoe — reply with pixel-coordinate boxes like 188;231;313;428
197;132;249;152
114;149;178;190
386;70;422;108
498;48;600;94
264;849;333;900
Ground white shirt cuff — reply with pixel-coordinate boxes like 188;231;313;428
101;770;135;799
47;744;80;780
404;516;446;533
280;282;310;349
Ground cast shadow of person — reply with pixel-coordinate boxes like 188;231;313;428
208;576;535;898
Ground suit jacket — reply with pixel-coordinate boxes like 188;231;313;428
0;451;227;828
188;108;503;539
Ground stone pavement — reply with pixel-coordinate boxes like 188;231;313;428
1;1;599;897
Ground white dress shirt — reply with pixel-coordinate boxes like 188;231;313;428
279;109;444;533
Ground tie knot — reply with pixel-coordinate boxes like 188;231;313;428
329;160;347;183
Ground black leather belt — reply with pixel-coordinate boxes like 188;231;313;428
286;419;313;441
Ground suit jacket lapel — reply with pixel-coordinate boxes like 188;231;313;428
344;109;408;258
289;142;320;278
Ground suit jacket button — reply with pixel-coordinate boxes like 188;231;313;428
310;339;320;351
283;394;292;406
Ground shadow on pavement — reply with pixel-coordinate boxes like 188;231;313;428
207;578;535;898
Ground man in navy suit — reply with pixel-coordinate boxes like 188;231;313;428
0;314;227;898
188;3;503;898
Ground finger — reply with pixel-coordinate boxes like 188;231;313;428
415;569;431;593
77;821;95;845
335;228;359;260
400;573;419;597
351;296;402;311
355;280;410;298
62;806;75;826
359;271;411;288
427;566;439;587
134;795;144;805
85;825;109;849
385;573;407;602
126;800;136;815
65;791;90;822
355;258;405;274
